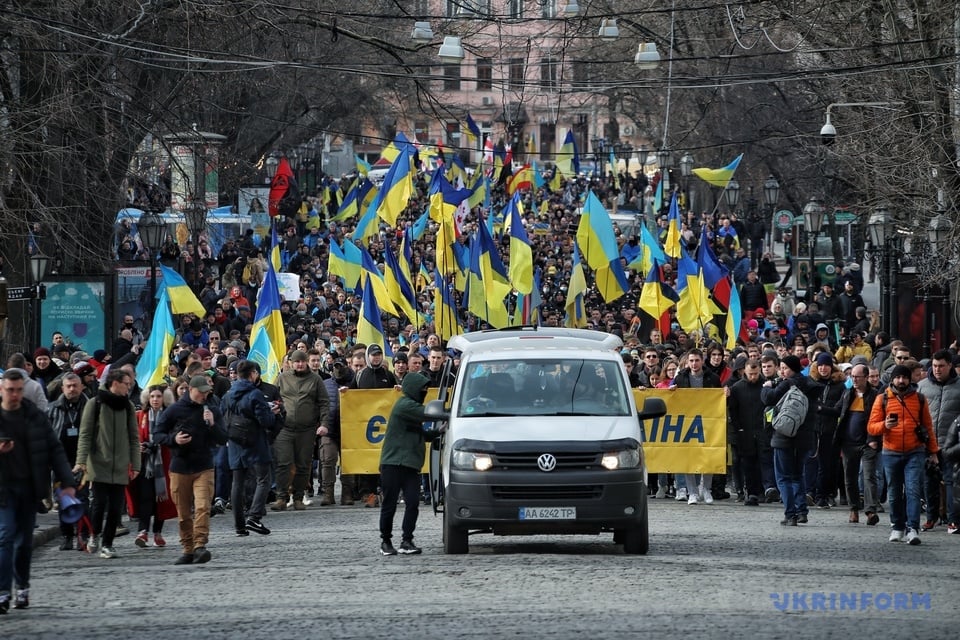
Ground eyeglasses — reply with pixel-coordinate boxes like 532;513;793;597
645;355;659;359
895;356;908;361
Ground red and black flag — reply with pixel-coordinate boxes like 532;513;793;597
269;157;301;219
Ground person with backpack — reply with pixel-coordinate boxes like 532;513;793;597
867;365;939;545
761;355;824;526
223;361;280;537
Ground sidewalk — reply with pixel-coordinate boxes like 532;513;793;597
33;511;63;548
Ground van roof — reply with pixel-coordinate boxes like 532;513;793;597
448;327;623;355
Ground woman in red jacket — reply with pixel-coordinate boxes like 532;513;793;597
126;385;178;547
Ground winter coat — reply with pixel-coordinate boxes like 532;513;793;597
379;373;433;471
942;418;960;474
809;367;847;436
917;370;960;447
153;394;226;474
867;387;938;455
0;398;77;499
75;389;140;485
125;407;177;522
761;374;824;451
224;379;277;469
740;280;768;313
833;384;880;448
277;368;329;431
673;368;721;389
726;376;766;456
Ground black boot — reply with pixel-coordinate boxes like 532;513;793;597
59;535;74;551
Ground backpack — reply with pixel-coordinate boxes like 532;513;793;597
224;396;259;448
772;384;809;438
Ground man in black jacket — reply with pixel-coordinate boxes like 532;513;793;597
154;376;226;565
727;360;766;506
0;369;78;612
833;363;880;525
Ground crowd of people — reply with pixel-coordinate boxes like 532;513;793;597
2;169;958;613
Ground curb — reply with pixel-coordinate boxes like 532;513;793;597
34;523;63;549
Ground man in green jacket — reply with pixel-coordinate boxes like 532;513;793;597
74;368;140;559
378;373;434;556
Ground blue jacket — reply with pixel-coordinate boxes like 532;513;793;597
223;379;277;468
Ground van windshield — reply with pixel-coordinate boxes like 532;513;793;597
457;359;631;418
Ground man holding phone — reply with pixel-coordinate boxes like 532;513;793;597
154;376;226;565
0;369;78;612
868;364;939;545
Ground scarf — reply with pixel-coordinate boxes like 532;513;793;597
146;407;169;502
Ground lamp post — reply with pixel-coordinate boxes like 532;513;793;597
29;254;50;350
867;206;893;335
762;175;780;260
184;201;208;294
724;179;740;215
591;136;606;177
656;148;672;196
802;199;826;302
678;152;693;213
265;152;279;184
137;210;166;329
925;212;954;354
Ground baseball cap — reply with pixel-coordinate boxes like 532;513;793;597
189;375;213;392
289;350;308;362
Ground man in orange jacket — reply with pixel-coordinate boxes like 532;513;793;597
867;365;939;545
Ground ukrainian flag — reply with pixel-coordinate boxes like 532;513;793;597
433;269;462;341
357;274;394;364
159;265;206;317
135;288;175;389
692;153;743;187
248;264;285;382
575;191;630;303
505;193;533;294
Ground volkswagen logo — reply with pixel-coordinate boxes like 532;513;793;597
537;453;557;472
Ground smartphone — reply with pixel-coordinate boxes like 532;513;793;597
890;413;899;423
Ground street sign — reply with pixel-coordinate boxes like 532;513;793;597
7;286;36;301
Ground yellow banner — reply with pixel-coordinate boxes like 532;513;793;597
634;389;727;474
340;388;439;474
340;388;726;475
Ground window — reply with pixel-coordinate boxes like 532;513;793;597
443;63;461;91
445;122;461;147
542;0;557;18
447;0;490;16
509;58;525;90
508;0;523;19
413;0;429;15
571;59;589;91
476;58;493;91
414;121;430;144
541;57;558;91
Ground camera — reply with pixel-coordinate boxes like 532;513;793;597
915;423;929;444
820;121;836;145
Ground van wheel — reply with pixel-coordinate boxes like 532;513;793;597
443;508;469;554
622;493;649;555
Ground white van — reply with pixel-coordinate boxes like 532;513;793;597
425;327;666;554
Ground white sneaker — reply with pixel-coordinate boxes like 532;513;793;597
905;529;921;545
675;487;688;502
889;529;904;543
688;493;699;505
701;486;714;504
87;535;100;554
301;497;313;506
99;546;117;559
655;486;666;500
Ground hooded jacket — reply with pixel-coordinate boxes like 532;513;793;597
867;386;938;454
153;393;226;473
277;366;329;431
917;367;960;447
0;398;77;499
379;373;432;470
356;344;398;389
75;388;140;485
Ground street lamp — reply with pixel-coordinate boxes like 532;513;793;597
724;179;740;212
591;136;606;176
923;212;954;353
29;254;50;350
137;210;166;329
802;199;826;302
762;175;780;262
678;152;693;212
265;152;279;182
656;148;671;195
184;202;208;293
636;145;650;169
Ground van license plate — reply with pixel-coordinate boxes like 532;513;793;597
519;507;576;520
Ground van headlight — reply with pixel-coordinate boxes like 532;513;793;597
452;450;493;471
601;448;641;470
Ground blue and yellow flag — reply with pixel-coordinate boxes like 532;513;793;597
382;240;418;322
639;259;679;322
357;274;394;363
462;113;481;144
692;153;743;187
505;192;533;294
564;242;587;328
159;265;206;317
555;130;580;178
359;245;399;316
378;132;415;165
411;208;430;240
328;238;363;291
135;288;175;389
676;247;713;334
433;269;462;342
575;191;630;303
270;224;281;272
663;191;683;259
377;149;414;227
248;264;285;382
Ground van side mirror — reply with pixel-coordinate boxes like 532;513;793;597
424;399;450;421
638;397;667;420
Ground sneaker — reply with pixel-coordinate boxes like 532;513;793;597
889;529;904;542
744;495;760;506
797;514;808;524
245;518;271;535
135;531;149;548
59;535;74;551
13;589;28;610
849;511;860;524
292;499;307;511
805;493;815;506
99;546;117;559
270;499;287;512
380;541;398;556
193;547;212;564
905;529;921;545
174;553;194;565
211;498;226;516
701;487;714;505
921;520;936;531
764;487;780;503
115;524;129;537
816;499;831;509
363;493;380;508
0;596;8;614
87;535;100;554
235;528;249;537
780;517;798;526
687;493;699;505
153;533;166;547
300;497;313;507
340;495;355;506
675;487;688;502
655;486;666;500
865;512;880;526
947;523;959;534
735;491;745;503
398;540;422;555
827;496;837;508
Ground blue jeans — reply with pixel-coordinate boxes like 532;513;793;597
0;485;37;596
882;450;926;532
774;448;809;518
214;445;232;502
